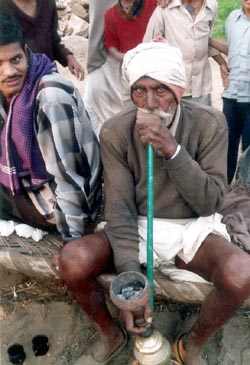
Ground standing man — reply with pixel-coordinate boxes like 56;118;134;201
86;0;117;74
86;0;170;73
143;0;228;106
54;41;250;365
0;13;101;247
0;0;85;79
210;0;250;184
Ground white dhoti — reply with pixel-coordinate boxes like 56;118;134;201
138;213;230;265
97;213;230;284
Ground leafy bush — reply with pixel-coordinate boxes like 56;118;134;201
212;0;241;39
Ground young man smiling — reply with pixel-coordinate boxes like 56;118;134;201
0;42;28;105
0;13;101;249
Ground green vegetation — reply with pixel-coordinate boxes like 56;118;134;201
212;0;241;39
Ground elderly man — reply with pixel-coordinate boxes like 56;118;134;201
0;13;101;245
55;42;250;365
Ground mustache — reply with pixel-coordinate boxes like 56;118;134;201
137;108;175;127
2;74;22;83
138;108;171;118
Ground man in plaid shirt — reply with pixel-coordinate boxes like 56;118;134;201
0;13;102;243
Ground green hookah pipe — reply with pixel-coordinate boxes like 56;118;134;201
132;143;172;365
147;143;154;311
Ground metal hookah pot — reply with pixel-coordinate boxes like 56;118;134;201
134;328;171;365
110;271;171;365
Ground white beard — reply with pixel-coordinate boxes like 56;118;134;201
137;103;177;128
137;103;177;157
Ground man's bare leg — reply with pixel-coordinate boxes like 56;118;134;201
55;232;125;362
176;234;250;365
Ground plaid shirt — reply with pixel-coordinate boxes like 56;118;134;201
0;73;102;242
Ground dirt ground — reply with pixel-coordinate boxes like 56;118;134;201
1;58;250;365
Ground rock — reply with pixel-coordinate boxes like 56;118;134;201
56;0;70;10
57;7;71;19
58;14;71;35
66;13;89;37
61;35;88;59
81;0;89;12
71;3;88;20
70;0;88;6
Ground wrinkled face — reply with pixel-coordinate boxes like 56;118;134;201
131;77;177;115
0;42;28;102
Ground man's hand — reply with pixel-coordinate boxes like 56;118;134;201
67;55;85;80
120;303;153;335
157;0;172;8
220;63;229;90
135;110;178;159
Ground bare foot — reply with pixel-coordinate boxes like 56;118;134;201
90;325;126;362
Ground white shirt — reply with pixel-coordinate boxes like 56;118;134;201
143;0;219;98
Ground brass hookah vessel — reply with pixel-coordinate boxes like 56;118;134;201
110;271;172;365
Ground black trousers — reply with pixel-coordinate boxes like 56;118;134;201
0;185;56;232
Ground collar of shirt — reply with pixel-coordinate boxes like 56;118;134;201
235;7;250;22
168;0;217;12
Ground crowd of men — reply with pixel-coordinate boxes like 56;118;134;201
0;1;250;365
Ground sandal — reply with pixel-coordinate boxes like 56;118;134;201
172;333;186;365
171;333;207;365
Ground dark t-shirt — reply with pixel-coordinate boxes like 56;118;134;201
0;0;72;66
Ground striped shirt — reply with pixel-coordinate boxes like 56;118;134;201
222;8;250;102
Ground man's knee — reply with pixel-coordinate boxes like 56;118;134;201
58;232;111;283
215;252;250;298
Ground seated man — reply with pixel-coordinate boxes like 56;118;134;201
54;42;250;365
0;13;102;244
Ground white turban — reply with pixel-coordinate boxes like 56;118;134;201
122;42;186;102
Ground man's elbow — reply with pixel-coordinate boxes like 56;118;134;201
196;192;225;216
